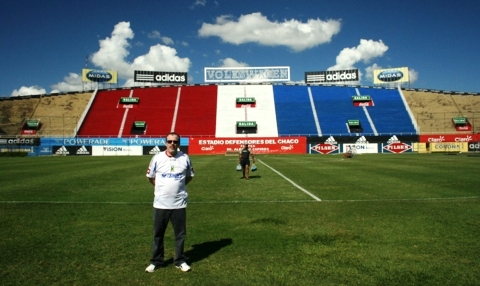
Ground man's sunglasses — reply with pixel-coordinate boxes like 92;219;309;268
167;140;179;144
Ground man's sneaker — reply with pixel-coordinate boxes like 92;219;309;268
176;262;191;272
145;264;157;273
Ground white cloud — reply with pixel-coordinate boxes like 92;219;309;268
365;63;382;83
190;0;206;9
50;73;83;93
12;21;192;95
91;21;134;77
219;58;249;67
329;39;388;71
148;30;161;39
148;30;174;45
91;21;190;85
198;12;341;52
161;36;174;45
409;69;418;84
11;86;46;97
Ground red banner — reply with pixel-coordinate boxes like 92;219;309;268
353;101;374;107
21;130;37;135
419;134;478;143
188;137;306;155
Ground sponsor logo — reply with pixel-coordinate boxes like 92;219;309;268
469;143;480;150
86;70;113;82
149;146;162;154
455;135;472;142
387;135;400;144
356;136;369;144
377;70;403;82
76;146;90;155
428;136;445;142
433;143;461;150
103;147;123;152
160;173;183;179
311;143;338;154
383;142;412;153
135;71;187;83
0;138;39;145
306;69;358;83
324;136;337;144
326;71;357;81
155;74;185;82
55;146;69;155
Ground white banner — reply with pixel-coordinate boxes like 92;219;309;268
204;66;290;83
342;143;378;154
92;146;143;156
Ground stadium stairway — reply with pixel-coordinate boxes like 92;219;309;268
357;87;417;135
77;89;132;137
174;85;218;136
273;85;319;136
309;86;375;136
216;85;278;138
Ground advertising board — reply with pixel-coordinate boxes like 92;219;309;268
204;67;290;83
188;137;306;155
82;69;118;84
134;70;187;84
373;67;409;84
305;69;358;83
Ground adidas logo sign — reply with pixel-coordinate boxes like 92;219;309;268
149;146;162;154
55;146;69;155
387;135;400;144
76;146;90;155
324;136;337;144
356;136;369;144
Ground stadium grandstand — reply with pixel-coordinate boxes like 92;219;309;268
1;84;480;156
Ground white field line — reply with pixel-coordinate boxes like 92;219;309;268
1;196;479;205
258;159;322;201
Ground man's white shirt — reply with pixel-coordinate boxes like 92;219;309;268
146;151;194;209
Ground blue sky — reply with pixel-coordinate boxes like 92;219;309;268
1;0;479;97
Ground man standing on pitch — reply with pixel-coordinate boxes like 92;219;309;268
239;144;255;180
145;132;194;273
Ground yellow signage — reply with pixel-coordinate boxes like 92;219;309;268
430;142;468;153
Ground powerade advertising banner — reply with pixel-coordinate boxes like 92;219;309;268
305;69;359;83
82;69;118;84
204;67;290;83
188;137;306;155
134;70;187;84
43;137;187;146
39;137;188;156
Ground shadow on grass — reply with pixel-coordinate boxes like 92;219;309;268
164;238;233;266
238;175;261;179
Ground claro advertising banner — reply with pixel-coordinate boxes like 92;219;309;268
419;134;478;143
188;137;306;155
